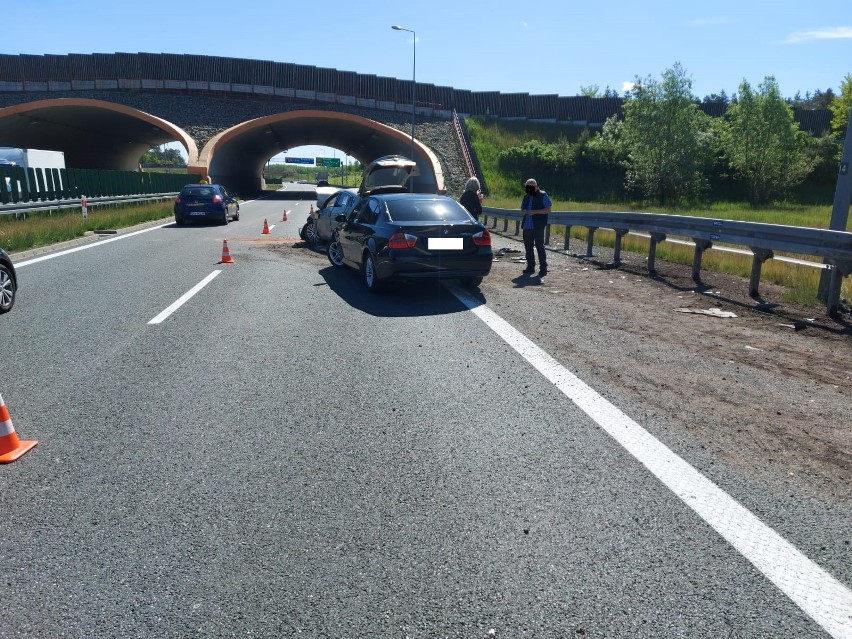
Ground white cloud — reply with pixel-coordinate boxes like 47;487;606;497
784;26;852;43
622;81;635;93
520;20;528;28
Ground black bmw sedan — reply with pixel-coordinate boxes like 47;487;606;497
327;193;492;291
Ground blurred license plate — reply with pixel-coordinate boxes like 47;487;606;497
428;238;463;250
190;211;206;216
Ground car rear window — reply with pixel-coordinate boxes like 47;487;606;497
182;187;215;197
386;198;472;223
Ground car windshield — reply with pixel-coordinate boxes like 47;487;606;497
386;198;473;223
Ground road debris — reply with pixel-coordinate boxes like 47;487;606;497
675;307;738;318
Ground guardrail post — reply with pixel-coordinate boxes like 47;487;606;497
748;248;774;298
692;239;713;283
586;227;597;257
613;228;629;265
503;218;508;232
563;226;572;252
826;261;851;316
648;233;666;274
490;216;497;229
544;224;551;245
514;219;520;235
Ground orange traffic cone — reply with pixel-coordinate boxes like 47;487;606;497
219;239;234;264
0;393;37;464
262;218;270;234
282;210;288;222
310;204;314;215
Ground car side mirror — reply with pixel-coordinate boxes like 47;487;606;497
335;214;347;223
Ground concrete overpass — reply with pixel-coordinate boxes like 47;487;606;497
0;97;445;195
0;52;832;196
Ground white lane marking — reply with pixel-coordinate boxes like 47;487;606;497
449;285;852;639
148;270;221;325
15;224;171;267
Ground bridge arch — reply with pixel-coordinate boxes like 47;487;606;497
0;98;198;172
199;110;444;195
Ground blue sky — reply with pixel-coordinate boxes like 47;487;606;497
5;0;851;161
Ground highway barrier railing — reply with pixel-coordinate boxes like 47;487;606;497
0;165;192;205
0;193;178;218
482;206;852;315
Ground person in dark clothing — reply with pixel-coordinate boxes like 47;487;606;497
459;177;483;220
520;178;552;276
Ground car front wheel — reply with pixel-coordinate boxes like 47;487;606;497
305;220;319;244
327;236;345;268
221;211;229;225
0;264;16;313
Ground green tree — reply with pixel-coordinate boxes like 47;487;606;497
141;147;186;167
721;77;814;205
830;73;852;133
497;139;574;178
620;63;714;205
587;116;627;169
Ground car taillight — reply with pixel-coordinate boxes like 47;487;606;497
387;232;417;249
472;229;491;246
212;195;223;204
175;196;182;204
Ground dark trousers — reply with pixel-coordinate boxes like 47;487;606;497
523;225;547;271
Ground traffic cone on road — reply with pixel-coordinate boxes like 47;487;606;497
218;239;235;264
282;210;288;222
310;204;314;216
262;218;270;234
0;393;37;464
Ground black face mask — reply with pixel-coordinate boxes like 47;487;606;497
525;186;536;195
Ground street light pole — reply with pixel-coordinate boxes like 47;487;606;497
392;24;416;192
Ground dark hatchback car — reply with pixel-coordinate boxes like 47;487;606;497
174;184;240;226
0;248;18;314
327;193;492;291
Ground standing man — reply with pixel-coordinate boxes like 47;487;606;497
521;178;552;276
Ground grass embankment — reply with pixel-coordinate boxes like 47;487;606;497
468;119;850;307
0;202;173;253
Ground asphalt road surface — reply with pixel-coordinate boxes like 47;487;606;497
1;191;850;638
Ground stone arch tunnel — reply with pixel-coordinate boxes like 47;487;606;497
0;98;443;195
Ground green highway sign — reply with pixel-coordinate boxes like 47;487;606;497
315;157;341;168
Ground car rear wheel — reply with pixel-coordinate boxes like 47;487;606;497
221;212;229;225
175;217;185;226
305;220;319;244
362;253;384;292
233;205;240;221
327;237;345;268
0;264;15;313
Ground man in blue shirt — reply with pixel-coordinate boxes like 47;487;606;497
520;178;552;276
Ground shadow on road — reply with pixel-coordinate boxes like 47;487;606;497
317;264;484;318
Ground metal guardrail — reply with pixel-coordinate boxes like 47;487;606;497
0;193;178;218
482;207;852;315
452;109;478;183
